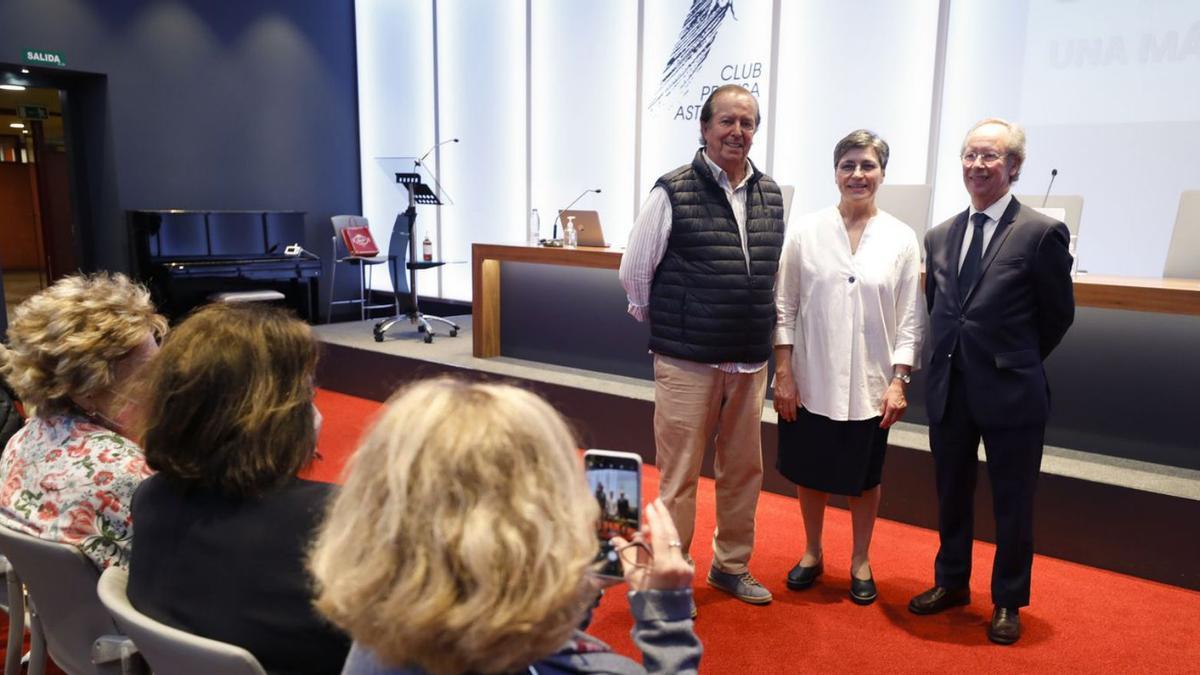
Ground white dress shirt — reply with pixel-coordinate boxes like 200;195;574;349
619;152;764;373
959;191;1013;270
774;206;924;421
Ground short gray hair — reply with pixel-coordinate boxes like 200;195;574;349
833;129;890;171
962;117;1027;182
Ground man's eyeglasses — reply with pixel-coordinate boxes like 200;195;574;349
961;151;1006;166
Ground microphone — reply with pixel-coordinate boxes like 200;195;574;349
416;138;460;166
553;188;602;240
1041;168;1058;207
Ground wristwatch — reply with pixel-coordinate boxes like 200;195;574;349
892;371;911;384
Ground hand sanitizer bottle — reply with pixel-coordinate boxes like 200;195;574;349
564;215;578;248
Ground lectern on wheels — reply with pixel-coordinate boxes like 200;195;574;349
373;171;460;343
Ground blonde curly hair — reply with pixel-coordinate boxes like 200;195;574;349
309;377;600;675
0;273;166;415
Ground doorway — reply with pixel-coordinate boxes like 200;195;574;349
0;80;76;328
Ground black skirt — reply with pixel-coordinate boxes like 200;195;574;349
776;406;890;497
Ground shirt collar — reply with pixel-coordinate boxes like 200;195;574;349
701;151;753;191
969;191;1013;224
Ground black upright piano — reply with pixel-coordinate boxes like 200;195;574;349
129;210;321;322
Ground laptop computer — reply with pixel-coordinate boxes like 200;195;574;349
559;209;609;247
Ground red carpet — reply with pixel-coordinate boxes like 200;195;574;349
303;388;386;484
7;390;1193;671
309;389;1200;672
0;389;1100;672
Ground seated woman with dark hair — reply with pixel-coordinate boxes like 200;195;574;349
127;303;349;675
0;272;166;569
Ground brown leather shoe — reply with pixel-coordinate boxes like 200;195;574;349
988;606;1021;645
907;585;970;615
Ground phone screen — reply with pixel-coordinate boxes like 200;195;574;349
584;451;642;579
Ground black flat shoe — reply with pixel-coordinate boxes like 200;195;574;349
786;559;823;590
849;574;877;605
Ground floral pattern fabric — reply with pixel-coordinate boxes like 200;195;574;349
0;414;151;569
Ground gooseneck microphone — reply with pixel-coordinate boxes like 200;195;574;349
553;188;602;240
416;138;460;166
1041;168;1058;207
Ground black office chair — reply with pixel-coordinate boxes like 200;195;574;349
372;211;458;343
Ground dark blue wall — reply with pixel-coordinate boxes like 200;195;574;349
0;0;359;283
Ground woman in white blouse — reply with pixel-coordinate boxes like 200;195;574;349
772;130;923;605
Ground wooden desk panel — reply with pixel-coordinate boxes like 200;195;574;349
472;244;620;357
471;243;1200;358
1071;274;1200;315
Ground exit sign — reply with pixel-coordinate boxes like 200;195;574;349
18;105;48;120
23;49;66;67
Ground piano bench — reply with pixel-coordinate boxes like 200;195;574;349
207;290;287;304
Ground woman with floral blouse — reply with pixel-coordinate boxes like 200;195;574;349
0;273;166;569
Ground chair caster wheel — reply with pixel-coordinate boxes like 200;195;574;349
449;329;458;338
423;334;433;344
417;324;426;333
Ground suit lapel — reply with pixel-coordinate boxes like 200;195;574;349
962;197;1022;308
945;210;969;306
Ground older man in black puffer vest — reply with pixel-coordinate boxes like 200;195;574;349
620;85;784;609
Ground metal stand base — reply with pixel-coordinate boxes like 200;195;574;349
374;312;460;343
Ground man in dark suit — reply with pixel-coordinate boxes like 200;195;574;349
908;118;1074;645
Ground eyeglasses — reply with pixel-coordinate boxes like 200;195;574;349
837;160;880;175
961;151;1006;166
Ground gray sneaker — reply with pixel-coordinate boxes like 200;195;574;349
707;566;773;604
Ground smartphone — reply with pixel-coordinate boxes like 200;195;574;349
583;449;643;580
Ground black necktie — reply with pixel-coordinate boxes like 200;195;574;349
958;212;988;295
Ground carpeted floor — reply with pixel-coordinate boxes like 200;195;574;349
0;625;65;674
306;388;1200;673
12;389;1189;672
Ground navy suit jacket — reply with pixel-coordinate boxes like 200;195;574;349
923;197;1075;429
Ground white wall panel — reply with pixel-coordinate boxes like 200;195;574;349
639;0;774;200
530;0;638;247
772;0;939;222
930;2;1025;238
355;0;1195;308
935;0;1200;277
434;0;527;300
355;0;435;293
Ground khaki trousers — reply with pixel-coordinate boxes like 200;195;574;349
653;354;767;574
